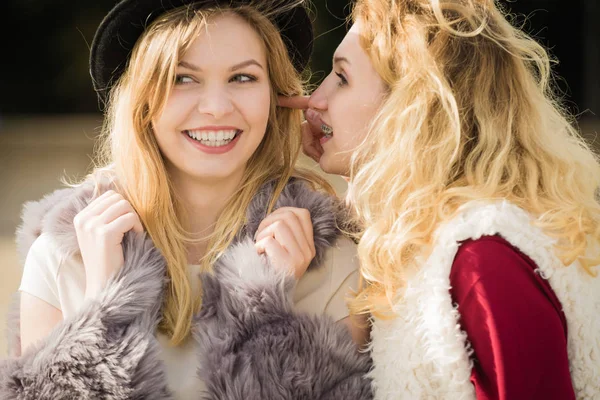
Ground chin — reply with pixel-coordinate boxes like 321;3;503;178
319;154;346;176
186;166;237;181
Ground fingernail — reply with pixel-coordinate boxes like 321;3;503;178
305;109;319;122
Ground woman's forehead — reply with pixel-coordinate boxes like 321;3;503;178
178;13;267;69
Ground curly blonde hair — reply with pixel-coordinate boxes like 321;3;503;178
348;0;600;316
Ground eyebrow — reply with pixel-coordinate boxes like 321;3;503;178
231;59;264;71
177;59;264;72
333;56;350;65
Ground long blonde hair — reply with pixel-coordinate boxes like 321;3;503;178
90;1;330;344
348;0;600;316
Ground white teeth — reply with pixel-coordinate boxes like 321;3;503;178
185;129;239;147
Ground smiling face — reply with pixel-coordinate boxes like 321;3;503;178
308;21;387;176
152;12;271;183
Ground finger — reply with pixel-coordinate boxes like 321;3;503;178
280;208;314;255
255;212;279;238
100;199;135;225
263;208;314;252
257;219;310;265
105;212;143;237
300;122;324;162
104;201;143;233
256;209;313;256
304;108;321;126
277;95;310;110
255;236;288;259
304;147;323;163
255;237;292;273
255;210;297;240
86;191;123;216
76;190;116;220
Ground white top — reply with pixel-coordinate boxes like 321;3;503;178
19;233;360;399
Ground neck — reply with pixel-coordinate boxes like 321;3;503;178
169;168;246;264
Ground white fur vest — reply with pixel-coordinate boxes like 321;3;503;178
368;201;600;400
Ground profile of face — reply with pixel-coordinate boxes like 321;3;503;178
308;21;387;176
153;12;271;183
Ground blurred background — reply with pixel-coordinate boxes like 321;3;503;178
1;0;599;356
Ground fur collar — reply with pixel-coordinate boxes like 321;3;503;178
369;201;600;400
3;177;373;399
15;177;346;269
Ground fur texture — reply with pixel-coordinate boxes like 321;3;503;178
368;201;600;400
239;179;348;269
1;232;173;399
195;240;373;399
3;178;373;399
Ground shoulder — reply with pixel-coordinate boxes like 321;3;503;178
24;232;82;277
26;233;64;267
19;233;65;301
453;235;532;271
17;178;119;263
450;235;544;303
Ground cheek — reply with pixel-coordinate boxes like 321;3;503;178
329;93;367;150
154;91;195;135
235;86;271;133
337;92;382;150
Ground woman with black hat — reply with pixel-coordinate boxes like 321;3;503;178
2;1;372;398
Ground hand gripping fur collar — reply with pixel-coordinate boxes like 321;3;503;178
1;178;372;399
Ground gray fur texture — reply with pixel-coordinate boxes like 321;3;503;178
1;232;173;399
3;178;373;399
240;179;346;269
195;240;373;400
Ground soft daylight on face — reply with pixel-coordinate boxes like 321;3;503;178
153;12;271;183
308;20;387;176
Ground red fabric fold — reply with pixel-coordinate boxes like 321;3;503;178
450;235;575;400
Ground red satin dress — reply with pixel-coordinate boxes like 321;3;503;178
449;235;576;400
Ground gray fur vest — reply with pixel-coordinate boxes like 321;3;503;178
1;179;373;399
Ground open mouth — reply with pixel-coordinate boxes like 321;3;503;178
183;129;242;148
321;124;333;139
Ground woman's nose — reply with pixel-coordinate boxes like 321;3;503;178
196;86;235;119
308;81;328;112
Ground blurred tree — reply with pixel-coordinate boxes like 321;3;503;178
2;1;116;114
309;0;352;88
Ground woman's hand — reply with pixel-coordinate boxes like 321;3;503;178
73;190;144;300
254;207;316;279
278;95;324;163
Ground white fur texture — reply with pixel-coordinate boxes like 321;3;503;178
369;201;600;399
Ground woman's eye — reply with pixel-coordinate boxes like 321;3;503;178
175;75;194;85
335;72;348;87
230;74;257;84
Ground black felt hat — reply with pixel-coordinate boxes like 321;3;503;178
90;0;313;103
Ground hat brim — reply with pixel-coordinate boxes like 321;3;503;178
90;0;312;102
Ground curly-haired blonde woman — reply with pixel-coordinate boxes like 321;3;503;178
282;0;600;398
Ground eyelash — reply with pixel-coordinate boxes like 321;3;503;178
174;75;194;85
230;74;258;83
335;72;348;87
174;74;258;85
